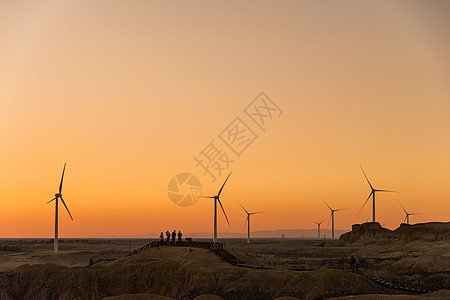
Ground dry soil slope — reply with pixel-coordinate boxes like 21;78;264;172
0;246;392;300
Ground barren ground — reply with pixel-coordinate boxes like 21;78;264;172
0;223;448;299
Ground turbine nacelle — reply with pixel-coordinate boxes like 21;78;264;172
55;193;62;198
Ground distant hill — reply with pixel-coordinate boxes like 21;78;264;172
100;228;348;239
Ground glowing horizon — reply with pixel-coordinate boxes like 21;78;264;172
0;1;449;238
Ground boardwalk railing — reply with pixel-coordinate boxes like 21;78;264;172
126;240;224;257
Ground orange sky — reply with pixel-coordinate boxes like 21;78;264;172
0;1;449;238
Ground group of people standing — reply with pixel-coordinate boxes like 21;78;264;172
160;230;182;243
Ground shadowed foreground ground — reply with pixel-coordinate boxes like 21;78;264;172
0;246;394;299
0;222;448;299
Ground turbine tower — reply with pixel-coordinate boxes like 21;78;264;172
313;219;325;240
201;172;232;243
360;165;399;223
323;201;344;239
238;202;263;244
399;202;417;225
47;163;73;253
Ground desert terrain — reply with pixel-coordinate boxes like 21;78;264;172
0;222;448;300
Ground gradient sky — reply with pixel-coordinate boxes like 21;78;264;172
1;1;449;238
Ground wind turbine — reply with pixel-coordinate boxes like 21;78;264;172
360;166;399;223
238;202;263;244
47;163;73;253
201;172;232;243
323;201;344;239
399;202;417;225
312;219;325;240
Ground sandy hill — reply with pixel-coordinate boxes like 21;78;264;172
0;246;393;300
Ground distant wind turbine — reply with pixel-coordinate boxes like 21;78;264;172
238;202;263;244
323;201;344;239
359;166;399;223
399;202;417;225
201;172;232;243
313;219;325;240
47;163;73;253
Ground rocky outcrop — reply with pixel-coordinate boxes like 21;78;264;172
340;222;450;245
393;222;450;242
339;223;394;244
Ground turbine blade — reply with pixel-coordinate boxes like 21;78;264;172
217;199;230;225
399;202;407;214
60;196;73;221
217;172;232;196
377;189;400;193
59;163;66;194
360;165;374;190
243;215;248;231
358;191;373;214
403;215;407;223
334;208;346;212
47;198;57;204
250;211;264;215
200;196;215;198
237;201;249;214
319;219;325;225
322;200;332;211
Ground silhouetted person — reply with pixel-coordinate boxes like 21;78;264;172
178;230;182;242
355;257;360;271
166;230;170;242
159;232;164;243
89;258;93;266
350;255;356;271
172;230;176;242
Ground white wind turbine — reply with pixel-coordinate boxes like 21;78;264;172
47;163;73;253
201;172;232;243
399;202;418;225
360;165;399;222
313;219;325;240
238;202;263;244
323;200;344;239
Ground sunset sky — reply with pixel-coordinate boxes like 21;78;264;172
1;1;449;238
